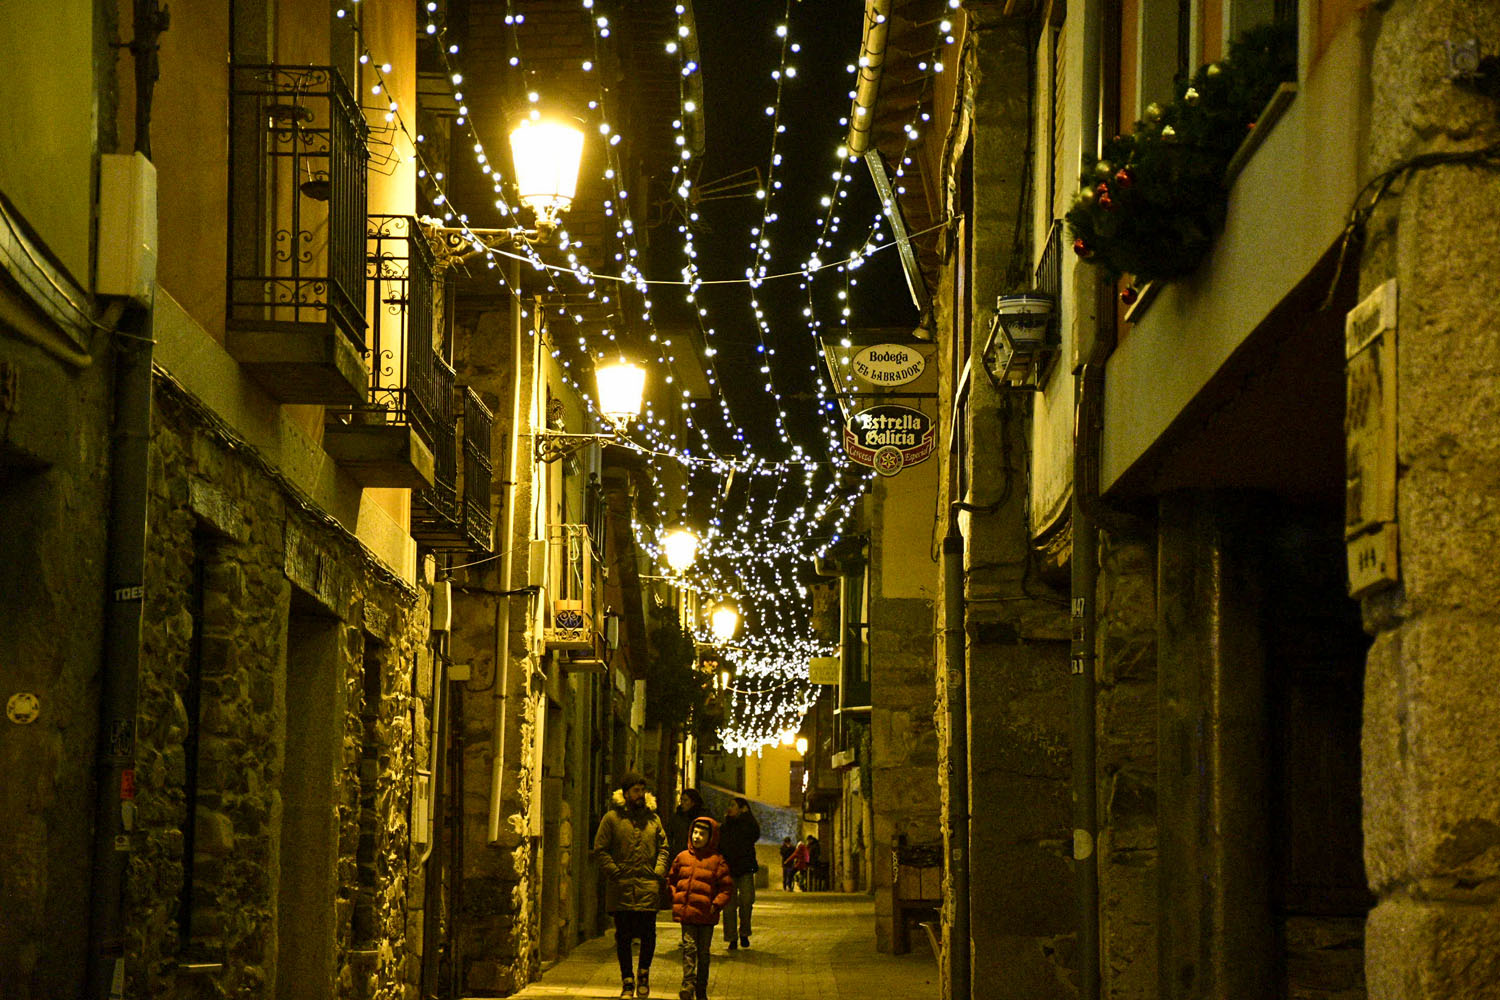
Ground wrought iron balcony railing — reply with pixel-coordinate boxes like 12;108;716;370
411;358;464;547
460;388;495;553
332;216;438;436
227;64;369;401
321;216;439;488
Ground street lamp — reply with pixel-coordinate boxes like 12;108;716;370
662;528;700;574
595;361;647;431
422;109;585;265
535;357;647;463
509;116;586;235
709;601;740;644
795;736;809;755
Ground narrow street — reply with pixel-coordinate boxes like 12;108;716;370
508;891;939;1000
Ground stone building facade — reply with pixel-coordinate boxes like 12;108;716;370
859;0;1500;997
1;1;459;997
129;374;433;998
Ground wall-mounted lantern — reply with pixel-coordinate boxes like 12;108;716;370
535;358;646;463
595;360;646;431
663;527;700;574
709;601;740;644
981;292;1057;390
509;116;586;234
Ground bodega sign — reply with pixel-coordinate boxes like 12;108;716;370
844;405;936;477
851;343;925;387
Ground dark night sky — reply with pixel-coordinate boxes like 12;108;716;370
649;1;919;461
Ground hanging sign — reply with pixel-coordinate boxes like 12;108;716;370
844;404;936;477
851;343;925;387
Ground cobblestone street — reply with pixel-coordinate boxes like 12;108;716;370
505;891;940;1000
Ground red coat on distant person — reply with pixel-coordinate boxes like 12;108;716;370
669;817;733;925
791;839;811;872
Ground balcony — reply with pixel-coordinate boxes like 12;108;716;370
411;358;464;547
459;388;495;554
543;522;603;654
323;216;438;488
226;64;369;404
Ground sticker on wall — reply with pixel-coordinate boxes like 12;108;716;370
843;404;936;477
7;692;41;725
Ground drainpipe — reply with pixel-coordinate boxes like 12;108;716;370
942;509;969;1000
87;303;153;1000
88;5;166;995
418;644;446;996
450;682;466;1000
487;258;525;843
1071;364;1103;1000
847;0;892;157
1071;0;1106;990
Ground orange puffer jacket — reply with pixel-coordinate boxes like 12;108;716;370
668;817;733;925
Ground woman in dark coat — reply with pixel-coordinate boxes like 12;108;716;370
666;787;711;858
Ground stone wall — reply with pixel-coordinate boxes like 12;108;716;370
1094;526;1158;1000
1360;2;1500;995
450;302;545;995
126;376;430;999
869;592;941;951
958;16;1076;998
0;328;114;1000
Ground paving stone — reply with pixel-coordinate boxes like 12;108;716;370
500;890;940;1000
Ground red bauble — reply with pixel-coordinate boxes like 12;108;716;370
1099;193;1114;211
1073;238;1092;258
1114;168;1135;188
1120;285;1139;306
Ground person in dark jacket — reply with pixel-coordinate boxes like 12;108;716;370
665;787;711;858
717;797;761;949
668;816;732;1000
593;772;670;998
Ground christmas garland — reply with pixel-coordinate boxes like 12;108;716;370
1066;22;1297;297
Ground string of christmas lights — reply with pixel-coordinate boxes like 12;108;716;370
331;0;958;754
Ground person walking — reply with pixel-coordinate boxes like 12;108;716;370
718;797;761;950
778;836;795;891
593;772;670;998
790;837;810;891
668;816;733;1000
666;787;711;858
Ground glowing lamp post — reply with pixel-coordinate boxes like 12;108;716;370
595;361;646;431
509;116;586;233
795;736;809;755
662;528;700;574
709;601;740;644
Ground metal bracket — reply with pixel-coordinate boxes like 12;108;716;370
534;431;614;464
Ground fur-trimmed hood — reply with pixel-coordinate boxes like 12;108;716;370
686;815;721;856
610;788;658;813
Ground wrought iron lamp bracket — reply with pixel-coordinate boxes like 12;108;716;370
418;218;544;272
534;431;617;464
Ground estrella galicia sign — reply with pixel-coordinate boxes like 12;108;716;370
843;404;936;477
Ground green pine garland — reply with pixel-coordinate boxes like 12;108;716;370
1066;22;1297;288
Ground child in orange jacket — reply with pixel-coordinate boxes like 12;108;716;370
668;816;733;1000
